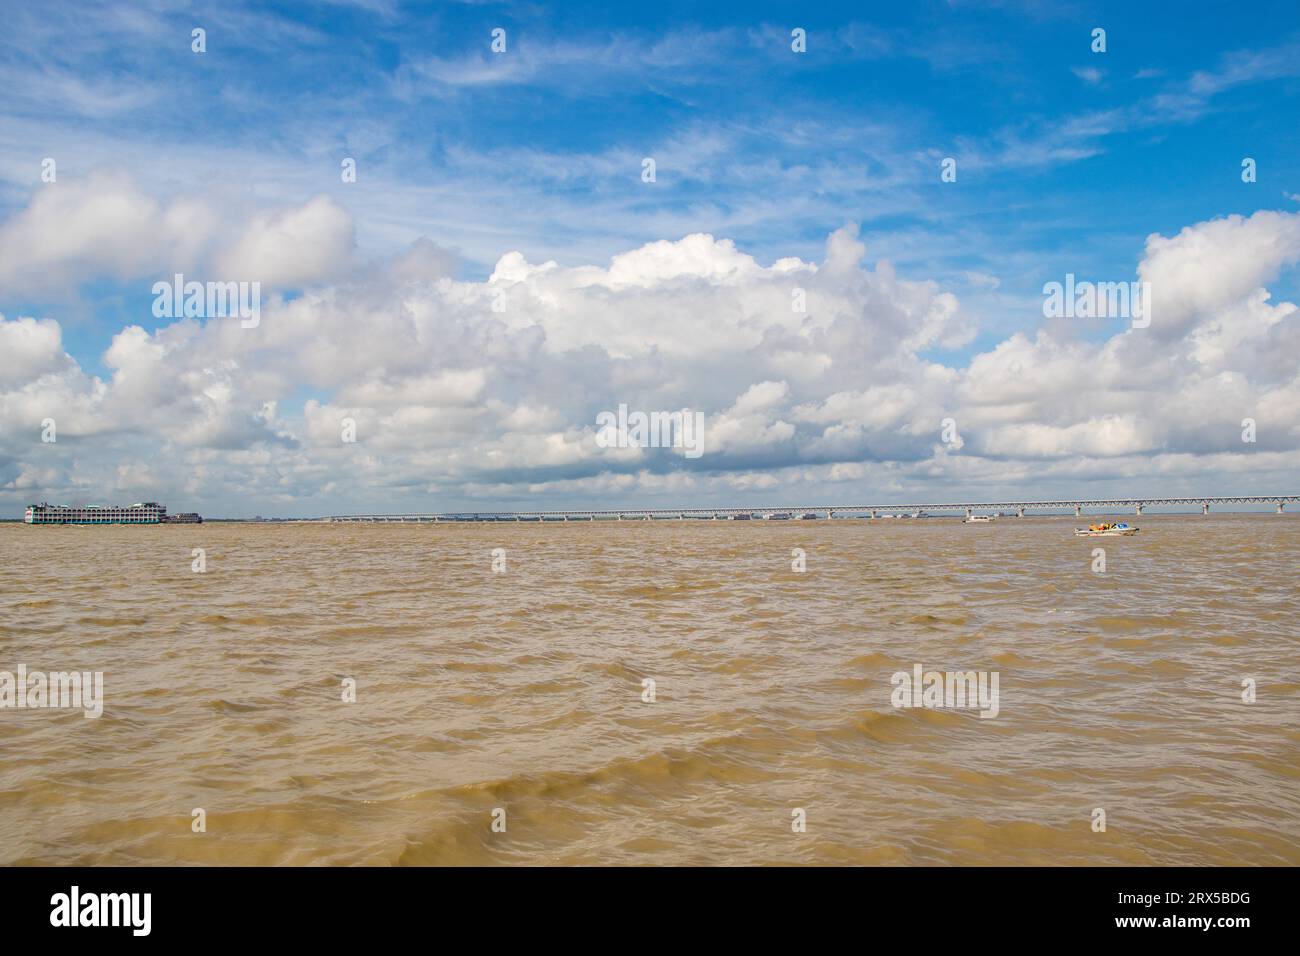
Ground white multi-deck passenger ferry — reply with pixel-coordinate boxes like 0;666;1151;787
23;502;202;525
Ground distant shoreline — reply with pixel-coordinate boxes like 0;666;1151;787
5;509;1296;523
7;492;1298;523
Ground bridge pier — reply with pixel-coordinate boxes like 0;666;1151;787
1017;507;1025;518
965;508;972;519
1278;502;1285;514
1135;503;1144;516
1075;506;1082;518
870;510;878;519
1203;503;1210;515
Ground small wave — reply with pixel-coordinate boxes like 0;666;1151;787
208;699;259;714
844;652;892;669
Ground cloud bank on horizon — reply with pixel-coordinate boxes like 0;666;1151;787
1;0;1298;516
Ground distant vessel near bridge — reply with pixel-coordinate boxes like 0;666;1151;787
23;502;203;525
319;494;1300;523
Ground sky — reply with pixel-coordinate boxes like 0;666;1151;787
1;0;1298;517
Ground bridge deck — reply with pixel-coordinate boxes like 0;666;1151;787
315;495;1300;521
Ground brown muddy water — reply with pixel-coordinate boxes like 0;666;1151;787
1;515;1297;866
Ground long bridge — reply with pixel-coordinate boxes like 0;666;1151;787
318;495;1300;522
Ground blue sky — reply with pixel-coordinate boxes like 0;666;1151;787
1;1;1299;515
7;1;1297;325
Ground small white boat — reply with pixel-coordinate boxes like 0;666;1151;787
1074;522;1139;537
963;515;994;523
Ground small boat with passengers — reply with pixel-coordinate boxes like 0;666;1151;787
1074;522;1139;537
